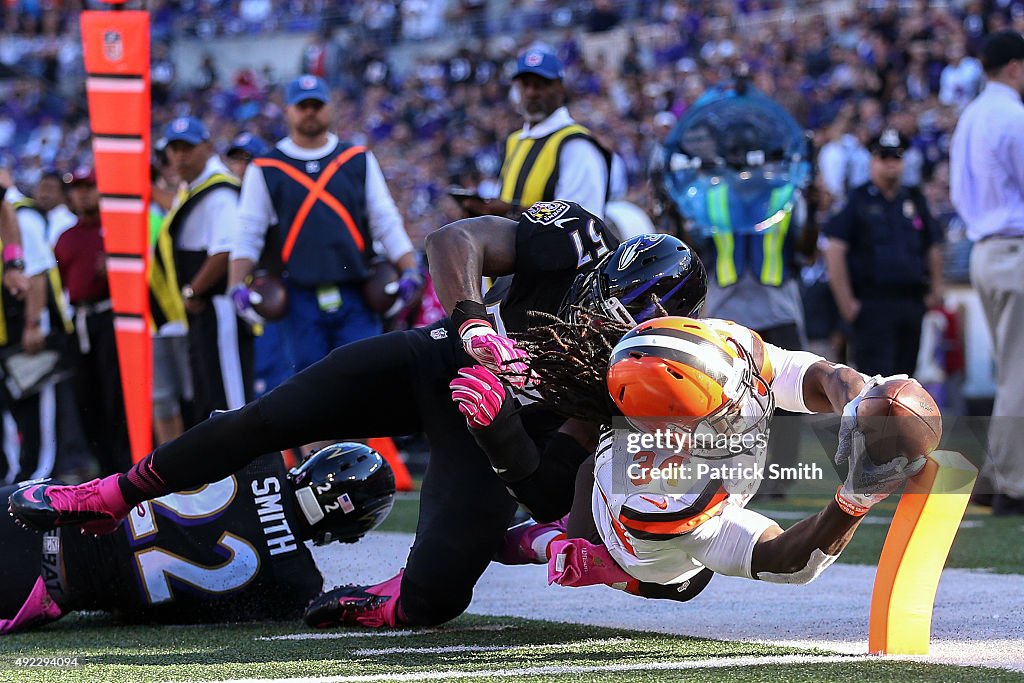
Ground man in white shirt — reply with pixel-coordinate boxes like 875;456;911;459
228;75;418;374
162;116;252;418
950;30;1024;516
1;185;61;483
453;50;610;219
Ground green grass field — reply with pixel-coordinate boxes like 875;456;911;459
1;614;1021;683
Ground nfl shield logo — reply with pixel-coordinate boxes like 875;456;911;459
103;30;124;62
525;51;543;67
305;160;320;174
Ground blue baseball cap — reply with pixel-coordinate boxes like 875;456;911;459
227;132;270;158
164;117;210;145
514;50;564;80
286;75;330;106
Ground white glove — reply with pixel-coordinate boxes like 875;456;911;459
835;373;924;513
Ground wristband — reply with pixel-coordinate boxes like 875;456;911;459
834;486;870;518
451;299;490;336
3;243;24;265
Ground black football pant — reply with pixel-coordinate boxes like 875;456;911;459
136;321;520;625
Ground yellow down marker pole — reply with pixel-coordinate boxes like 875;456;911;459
868;450;978;654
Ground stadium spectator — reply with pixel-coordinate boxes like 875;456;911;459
451;50;610;219
0;180;64;483
161;116;253;417
52;169;131;475
949;30;1024;517
228;75;418;374
32;170;75;245
824;128;945;377
20;170;93;481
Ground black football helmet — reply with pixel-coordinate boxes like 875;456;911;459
560;234;707;325
287;442;396;546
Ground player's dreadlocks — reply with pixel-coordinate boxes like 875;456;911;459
511;304;661;424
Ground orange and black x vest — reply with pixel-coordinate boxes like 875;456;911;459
254;142;372;288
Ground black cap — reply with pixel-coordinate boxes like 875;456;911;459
869;128;909;157
981;30;1024;71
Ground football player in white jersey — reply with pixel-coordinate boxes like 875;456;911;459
452;313;928;596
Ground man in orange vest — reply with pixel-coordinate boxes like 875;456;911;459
228;75;419;374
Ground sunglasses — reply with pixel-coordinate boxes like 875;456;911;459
874;149;904;160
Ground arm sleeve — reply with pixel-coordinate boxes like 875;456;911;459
18;211;55;277
231;164;276;263
364;151;413;262
504;432;591;522
764;343;828;414
554;138;608;219
468;400;590;522
205;187;241;256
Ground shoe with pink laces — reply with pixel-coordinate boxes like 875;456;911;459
304;570;406;628
494;516;567;565
8;475;131;535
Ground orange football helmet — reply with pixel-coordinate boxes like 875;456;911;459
606;317;774;449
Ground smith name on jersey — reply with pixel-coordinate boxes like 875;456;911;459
60;454;322;623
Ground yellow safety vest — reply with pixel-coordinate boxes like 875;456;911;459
705;183;795;288
148;173;239;331
499;123;605;209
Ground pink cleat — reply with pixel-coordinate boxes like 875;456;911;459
304;570;406;629
8;474;131;535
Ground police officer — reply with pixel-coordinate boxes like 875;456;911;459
824;128;945;376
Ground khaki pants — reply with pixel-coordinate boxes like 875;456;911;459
971;237;1024;498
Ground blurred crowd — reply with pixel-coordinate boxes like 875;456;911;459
0;0;1018;482
1;1;1019;247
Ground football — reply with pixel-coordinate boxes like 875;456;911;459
856;378;942;465
250;272;288;321
362;258;399;314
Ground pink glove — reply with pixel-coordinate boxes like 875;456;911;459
449;365;507;429
458;320;531;390
547;537;634;588
0;577;62;634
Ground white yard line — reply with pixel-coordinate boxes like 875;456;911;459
351;637;630;656
259;624;514;641
193;654;871;683
310;532;1024;673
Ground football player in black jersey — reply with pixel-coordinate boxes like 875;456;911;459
0;444;394;634
11;201;704;629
